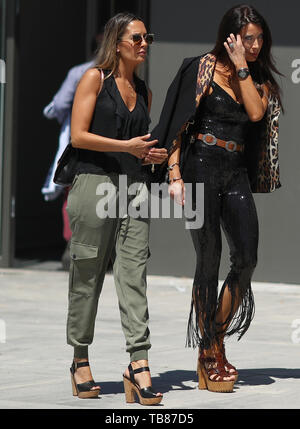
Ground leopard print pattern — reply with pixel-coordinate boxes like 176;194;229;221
255;92;281;192
195;53;217;109
171;53;216;152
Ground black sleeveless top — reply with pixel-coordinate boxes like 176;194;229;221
195;81;250;144
75;69;150;181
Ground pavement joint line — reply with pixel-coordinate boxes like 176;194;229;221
0;377;68;391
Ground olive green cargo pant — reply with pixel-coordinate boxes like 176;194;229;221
66;173;151;361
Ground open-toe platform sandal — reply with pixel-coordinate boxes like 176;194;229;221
70;361;101;399
217;344;238;381
197;353;235;393
123;364;163;406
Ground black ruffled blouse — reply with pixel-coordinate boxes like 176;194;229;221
76;70;150;181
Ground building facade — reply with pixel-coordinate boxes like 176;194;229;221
1;0;299;284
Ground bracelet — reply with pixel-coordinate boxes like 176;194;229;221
169;177;182;184
167;162;179;171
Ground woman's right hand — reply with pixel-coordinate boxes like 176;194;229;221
126;134;158;159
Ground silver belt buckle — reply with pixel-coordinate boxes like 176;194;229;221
202;133;217;146
225;140;237;152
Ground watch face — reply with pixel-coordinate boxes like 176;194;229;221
238;69;249;79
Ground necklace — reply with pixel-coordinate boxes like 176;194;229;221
114;72;136;97
126;80;136;97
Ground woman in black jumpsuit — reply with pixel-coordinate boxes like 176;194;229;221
162;5;283;392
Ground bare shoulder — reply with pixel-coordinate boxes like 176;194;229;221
82;67;102;81
260;82;270;99
78;68;102;90
261;83;269;94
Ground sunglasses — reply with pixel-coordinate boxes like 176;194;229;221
128;33;154;45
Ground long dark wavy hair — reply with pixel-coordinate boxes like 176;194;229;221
211;4;283;108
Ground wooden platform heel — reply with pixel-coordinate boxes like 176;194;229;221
197;353;235;393
70;361;101;399
123;364;163;406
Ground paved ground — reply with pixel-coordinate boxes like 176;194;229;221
0;261;300;411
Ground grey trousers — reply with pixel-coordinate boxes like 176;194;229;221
66;173;151;361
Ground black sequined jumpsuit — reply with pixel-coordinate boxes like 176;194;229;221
185;81;258;351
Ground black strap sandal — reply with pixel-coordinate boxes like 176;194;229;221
123;363;163;405
70;361;101;399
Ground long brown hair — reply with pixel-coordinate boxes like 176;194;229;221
95;12;142;78
211;4;284;109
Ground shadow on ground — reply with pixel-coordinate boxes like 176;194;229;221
235;368;300;387
97;368;300;396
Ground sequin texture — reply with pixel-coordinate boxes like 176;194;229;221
195;81;250;144
185;83;258;351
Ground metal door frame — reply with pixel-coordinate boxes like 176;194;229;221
0;0;18;267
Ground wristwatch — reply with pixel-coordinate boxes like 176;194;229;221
237;68;250;80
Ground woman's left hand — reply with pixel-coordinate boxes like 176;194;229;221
142;148;168;165
168;179;185;206
224;34;247;68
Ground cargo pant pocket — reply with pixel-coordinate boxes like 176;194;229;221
69;241;99;297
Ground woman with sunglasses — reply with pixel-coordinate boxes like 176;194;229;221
67;12;166;405
152;5;282;393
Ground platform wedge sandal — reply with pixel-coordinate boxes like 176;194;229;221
123;364;163;406
197;352;235;393
70;361;101;399
217;343;239;381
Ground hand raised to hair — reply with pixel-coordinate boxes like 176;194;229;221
224;34;247;68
